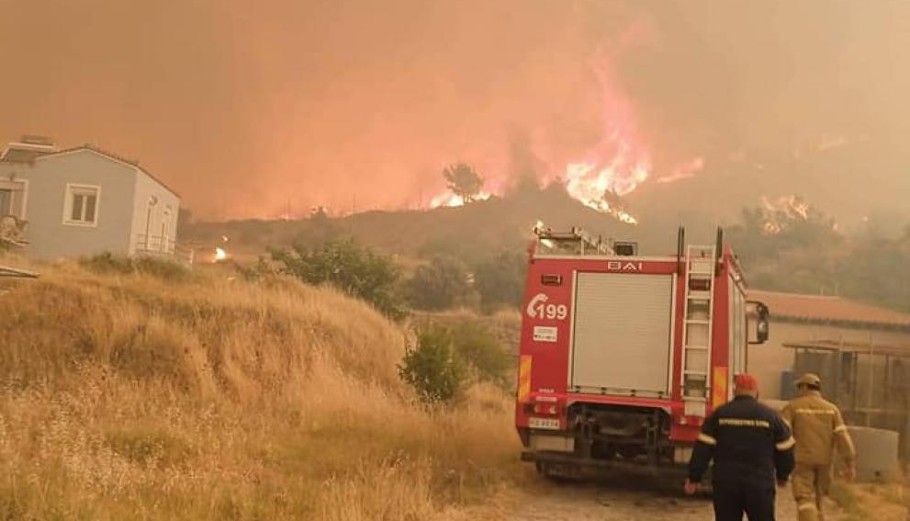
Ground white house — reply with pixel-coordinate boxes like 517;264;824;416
0;136;190;263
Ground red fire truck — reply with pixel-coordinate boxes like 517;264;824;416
515;225;770;479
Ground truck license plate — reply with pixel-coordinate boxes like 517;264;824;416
528;417;560;430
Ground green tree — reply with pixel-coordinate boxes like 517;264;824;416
449;320;511;388
407;256;471;311
473;251;527;313
443;163;484;204
398;325;467;405
270;238;406;320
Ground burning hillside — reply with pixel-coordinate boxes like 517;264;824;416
424;25;706;225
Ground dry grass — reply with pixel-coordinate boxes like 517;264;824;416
830;481;909;521
0;258;521;520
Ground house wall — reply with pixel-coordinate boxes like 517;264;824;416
748;321;910;400
1;150;136;259
128;170;180;254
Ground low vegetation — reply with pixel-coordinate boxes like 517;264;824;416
0;258;521;520
398;319;514;405
268;238;408;321
830;481;909;521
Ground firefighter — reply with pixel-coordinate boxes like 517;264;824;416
686;374;795;521
782;373;857;521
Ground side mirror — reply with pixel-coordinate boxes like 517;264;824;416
748;301;770;345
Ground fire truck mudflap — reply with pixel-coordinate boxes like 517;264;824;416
515;225;769;482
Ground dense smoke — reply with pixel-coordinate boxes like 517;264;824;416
1;1;908;220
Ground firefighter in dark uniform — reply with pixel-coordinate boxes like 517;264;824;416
685;374;796;521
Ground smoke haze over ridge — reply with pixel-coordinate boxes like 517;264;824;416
2;0;908;220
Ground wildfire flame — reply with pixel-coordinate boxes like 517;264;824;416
759;195;817;235
214;248;227;262
560;44;651;225
422;27;706;225
761;195;810;220
657;157;705;184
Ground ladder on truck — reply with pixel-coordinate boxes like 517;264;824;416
681;244;716;418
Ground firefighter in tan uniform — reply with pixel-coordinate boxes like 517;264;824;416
782;373;857;521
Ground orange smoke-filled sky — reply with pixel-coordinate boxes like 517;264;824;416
2;1;908;219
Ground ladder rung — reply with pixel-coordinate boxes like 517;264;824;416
686;319;710;325
685;345;709;351
684;370;708;376
687;292;711;300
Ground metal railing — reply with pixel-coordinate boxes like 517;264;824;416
135;234;195;265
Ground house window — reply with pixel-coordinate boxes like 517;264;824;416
63;184;101;226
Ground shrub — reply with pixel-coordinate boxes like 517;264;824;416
407;256;471;311
271;238;407;321
472;251;526;313
398;325;467;405
449;320;511;388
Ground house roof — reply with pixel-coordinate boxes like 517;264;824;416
782;339;910;358
36;145;181;199
748;289;910;329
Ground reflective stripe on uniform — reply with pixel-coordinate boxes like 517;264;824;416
697;433;717;446
834;425;848;434
718;418;771;428
776;436;796;451
795;408;835;415
797;502;818;512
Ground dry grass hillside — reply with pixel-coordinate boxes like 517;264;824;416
0;258;522;520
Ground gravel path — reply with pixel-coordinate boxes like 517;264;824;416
503;478;843;521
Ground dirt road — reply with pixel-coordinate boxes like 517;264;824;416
503;479;842;521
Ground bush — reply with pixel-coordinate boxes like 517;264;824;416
472;251;526;313
449;320;512;388
398;325;467;405
407;256;472;311
271;238;407;321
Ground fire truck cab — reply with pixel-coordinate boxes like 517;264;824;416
515;225;769;478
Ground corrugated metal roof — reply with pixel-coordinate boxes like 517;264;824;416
749;289;910;328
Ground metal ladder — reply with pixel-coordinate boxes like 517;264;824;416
681;245;716;417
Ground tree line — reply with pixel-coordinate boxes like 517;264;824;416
727;198;910;312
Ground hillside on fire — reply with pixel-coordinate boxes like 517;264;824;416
182;181;910;315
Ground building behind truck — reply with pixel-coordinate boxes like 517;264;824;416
515;225;769;479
